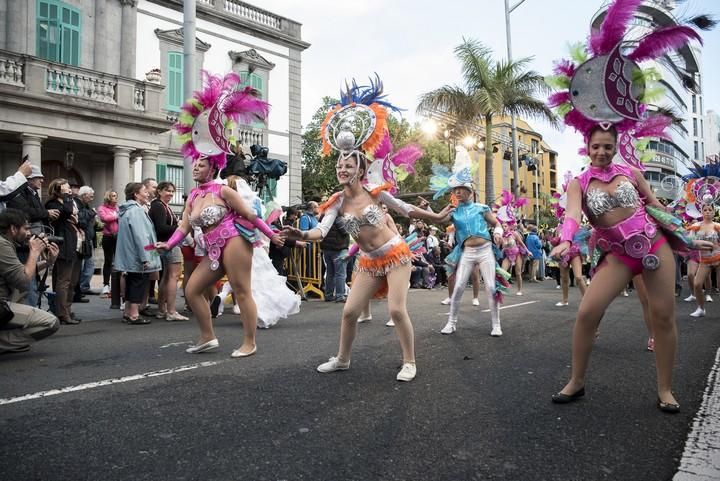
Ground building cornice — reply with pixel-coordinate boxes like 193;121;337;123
228;49;275;70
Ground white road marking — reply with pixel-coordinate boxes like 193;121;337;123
482;301;538;312
159;341;193;349
0;361;223;406
673;347;720;481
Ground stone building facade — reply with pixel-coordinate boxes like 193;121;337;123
0;0;308;210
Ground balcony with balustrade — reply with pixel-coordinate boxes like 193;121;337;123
0;49;171;134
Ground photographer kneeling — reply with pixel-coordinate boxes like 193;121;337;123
0;209;60;354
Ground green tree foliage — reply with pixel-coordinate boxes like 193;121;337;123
417;38;556;204
301;96;338;202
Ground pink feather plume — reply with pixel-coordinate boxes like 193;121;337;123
552;59;576;78
634;115;672;139
564;110;597;137
548;91;571;108
374;132;393;160
390;144;423;174
514;197;528;208
500;190;513;206
589;0;643;55
222;87;270;124
628;25;703;63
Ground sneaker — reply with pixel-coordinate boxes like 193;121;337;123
396;363;417;382
101;284;110;297
684;295;696;302
385;319;395;327
357;316;372;323
440;297;451;305
472;298;480;306
317;356;350;373
120;301;125;310
166;312;189;321
556;285;561;289
706;295;713;303
186;339;219;354
622;290;629;297
646;337;655;352
440;320;456;335
690;307;706;318
232;304;241;315
490;325;503;337
516;291;523;296
555;301;569;306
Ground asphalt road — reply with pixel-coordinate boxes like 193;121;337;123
1;281;719;481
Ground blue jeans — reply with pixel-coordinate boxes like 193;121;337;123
322;249;348;300
79;253;95;292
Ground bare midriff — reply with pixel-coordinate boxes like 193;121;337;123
464;236;488;248
353;223;397;252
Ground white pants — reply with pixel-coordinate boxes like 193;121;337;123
449;243;499;327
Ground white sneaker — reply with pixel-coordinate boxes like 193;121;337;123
396;363;417;382
622;290;629;297
706;295;713;303
385;319;395;327
490;325;503;337
232;304;241;315
472;298;480;306
440;320;456;334
317;356;350;373
684;294;696;302
101;284;110;296
357;316;372;323
516;291;523;296
556;285;561;289
555;301;569;306
120;301;125;310
440;297;451;305
690;307;706;317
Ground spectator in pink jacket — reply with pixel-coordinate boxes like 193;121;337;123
97;191;119;296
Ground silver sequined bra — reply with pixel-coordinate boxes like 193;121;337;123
339;204;385;238
190;204;228;229
585;181;639;216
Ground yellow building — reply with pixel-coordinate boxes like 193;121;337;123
468;117;558;223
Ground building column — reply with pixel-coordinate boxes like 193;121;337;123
112;146;133;193
21;134;47;168
119;0;138;78
6;0;28;54
141;149;158;181
94;0;108;74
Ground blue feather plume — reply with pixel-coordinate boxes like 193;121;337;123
339;73;404;114
682;160;720;182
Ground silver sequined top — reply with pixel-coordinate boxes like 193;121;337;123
585;181;639;216
190;204;227;229
338;204;385;238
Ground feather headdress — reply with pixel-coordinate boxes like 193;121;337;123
364;131;423;195
174;71;270;171
545;0;712;167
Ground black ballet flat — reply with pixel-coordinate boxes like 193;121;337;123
551;387;585;404
657;399;680;414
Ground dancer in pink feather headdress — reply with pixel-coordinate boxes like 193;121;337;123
546;0;715;413
495;190;530;296
156;71;285;358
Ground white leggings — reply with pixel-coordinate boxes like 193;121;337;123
449;243;499;326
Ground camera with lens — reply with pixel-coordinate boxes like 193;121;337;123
45;235;64;246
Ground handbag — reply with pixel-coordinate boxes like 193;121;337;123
0;299;15;328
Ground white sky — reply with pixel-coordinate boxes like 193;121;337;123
260;0;720;174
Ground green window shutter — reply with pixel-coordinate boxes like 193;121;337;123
238;71;265;128
156;163;167;182
167;52;184;112
37;0;81;66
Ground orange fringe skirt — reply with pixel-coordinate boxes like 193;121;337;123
355;235;413;298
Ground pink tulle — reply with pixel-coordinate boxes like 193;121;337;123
589;0;643;55
628;25;702;62
391;144;422;174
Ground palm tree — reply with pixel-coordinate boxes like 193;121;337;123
417;38;556;204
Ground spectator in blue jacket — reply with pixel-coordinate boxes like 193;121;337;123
299;201;319;231
114;182;161;324
525;225;543;282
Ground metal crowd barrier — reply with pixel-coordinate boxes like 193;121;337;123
286;240;324;300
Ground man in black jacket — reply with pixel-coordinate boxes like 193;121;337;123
319;218;350;303
75;186;99;296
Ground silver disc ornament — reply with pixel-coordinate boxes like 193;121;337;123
323;104;377;154
191;102;232;156
569;45;645;123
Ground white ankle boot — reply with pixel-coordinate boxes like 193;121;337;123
491;323;503;337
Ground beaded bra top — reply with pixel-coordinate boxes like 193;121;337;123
339;204;385;238
586;181;640;216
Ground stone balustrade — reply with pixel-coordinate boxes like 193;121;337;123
0;49;164;116
0;51;24;87
223;0;282;30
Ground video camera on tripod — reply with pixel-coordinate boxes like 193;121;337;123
221;144;287;197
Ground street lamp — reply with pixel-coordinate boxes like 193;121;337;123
504;0;529;200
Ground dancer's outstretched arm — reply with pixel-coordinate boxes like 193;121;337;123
550;179;582;259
